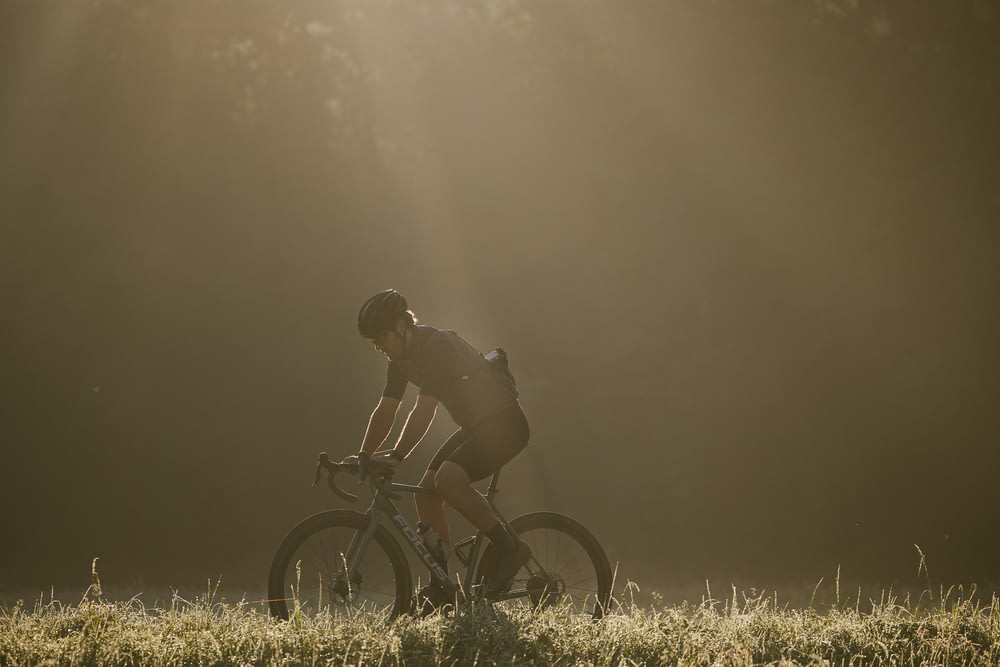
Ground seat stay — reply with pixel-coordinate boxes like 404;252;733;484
458;532;488;592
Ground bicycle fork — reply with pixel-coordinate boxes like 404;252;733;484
329;509;383;603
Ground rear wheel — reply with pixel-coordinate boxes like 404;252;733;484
267;510;412;619
478;512;612;618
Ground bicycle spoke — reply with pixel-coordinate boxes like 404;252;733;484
268;511;410;619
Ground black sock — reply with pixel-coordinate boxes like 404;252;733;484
486;522;515;553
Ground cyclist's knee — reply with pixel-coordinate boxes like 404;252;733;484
417;470;444;506
418;469;438;491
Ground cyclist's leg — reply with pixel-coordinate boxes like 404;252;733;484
435;406;531;591
415;470;449;543
416;429;465;545
434;406;527;556
434;403;529;510
434;462;500;531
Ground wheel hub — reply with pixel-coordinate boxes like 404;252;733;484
330;572;363;604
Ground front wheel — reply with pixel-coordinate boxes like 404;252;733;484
267;510;412;619
478;512;613;618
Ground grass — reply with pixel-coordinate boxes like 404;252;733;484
3;575;999;666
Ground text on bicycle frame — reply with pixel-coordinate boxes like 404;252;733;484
392;513;449;582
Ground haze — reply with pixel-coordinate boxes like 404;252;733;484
2;0;998;598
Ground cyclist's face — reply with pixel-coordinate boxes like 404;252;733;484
370;326;404;360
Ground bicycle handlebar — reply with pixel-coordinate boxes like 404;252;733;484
313;452;357;502
313;451;397;503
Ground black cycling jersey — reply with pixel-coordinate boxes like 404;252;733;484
383;325;518;430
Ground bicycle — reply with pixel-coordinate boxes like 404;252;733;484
267;452;613;619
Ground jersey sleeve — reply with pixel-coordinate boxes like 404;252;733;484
418;334;458;399
382;361;408;400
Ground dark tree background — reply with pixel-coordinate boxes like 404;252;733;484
2;0;998;598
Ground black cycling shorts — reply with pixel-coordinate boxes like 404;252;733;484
427;403;529;483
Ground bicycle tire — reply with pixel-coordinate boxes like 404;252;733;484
267;510;412;619
477;511;613;618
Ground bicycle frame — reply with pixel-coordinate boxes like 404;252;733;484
338;472;526;602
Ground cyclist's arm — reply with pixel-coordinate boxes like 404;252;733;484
391;394;438;459
359;396;401;455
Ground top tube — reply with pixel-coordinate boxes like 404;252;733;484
390;482;436;495
386;470;502;498
316;452;502;503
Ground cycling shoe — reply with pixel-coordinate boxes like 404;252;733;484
413;583;453;617
485;541;532;599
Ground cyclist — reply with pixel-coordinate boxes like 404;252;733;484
343;289;532;604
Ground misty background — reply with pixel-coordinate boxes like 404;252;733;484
2;0;998;600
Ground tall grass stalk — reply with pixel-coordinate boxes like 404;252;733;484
3;578;999;666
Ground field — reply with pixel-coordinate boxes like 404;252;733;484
3;578;999;666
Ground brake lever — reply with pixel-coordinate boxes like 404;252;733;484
358;451;370;482
312;452;330;487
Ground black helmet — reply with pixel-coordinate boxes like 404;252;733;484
358;289;408;338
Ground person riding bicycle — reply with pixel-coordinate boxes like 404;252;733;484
344;289;532;603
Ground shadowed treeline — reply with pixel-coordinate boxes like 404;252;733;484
2;0;998;595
